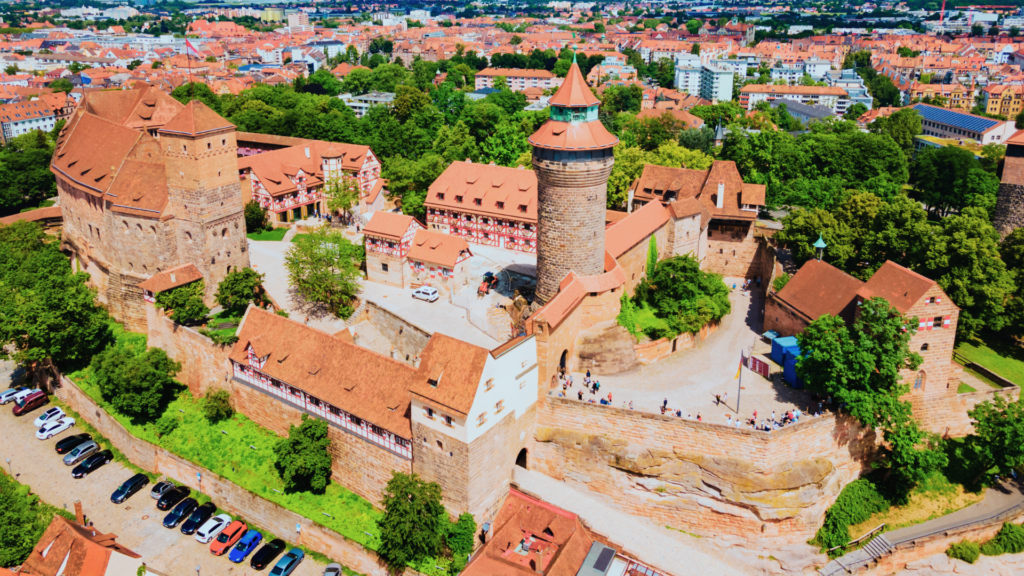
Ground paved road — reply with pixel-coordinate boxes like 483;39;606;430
0;363;325;576
886;480;1024;544
513;467;753;576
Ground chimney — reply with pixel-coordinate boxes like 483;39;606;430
716;182;724;209
170;273;176;283
413;356;421;368
304;146;310;159
74;500;85;526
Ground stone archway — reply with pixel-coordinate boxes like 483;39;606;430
559;349;568;369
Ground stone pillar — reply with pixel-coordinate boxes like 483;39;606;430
533;153;614;303
993;182;1024;238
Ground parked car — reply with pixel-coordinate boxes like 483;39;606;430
71;450;112;478
412;286;439;302
33;406;65;428
12;390;46;416
111;473;149;504
210;520;247;556
62;440;99;466
9;388;38;404
180;502;216;535
156;486;191;511
163;497;198;528
270;548;304;576
55;433;91;455
150;480;174;499
0;387;27;404
228;529;263;563
323;564;344;576
36;417;75;440
195;514;232;544
250;538;287;571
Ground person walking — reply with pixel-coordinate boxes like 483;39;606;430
715;394;721;406
663;398;668;409
578;390;584;401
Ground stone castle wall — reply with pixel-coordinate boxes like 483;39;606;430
365;301;431;361
530;395;878;545
534;154;614;302
614;220;670;295
53;374;404;576
705;223;765;278
994;150;1024;237
867;517;1024;575
146;304;233;397
910;385;1020;437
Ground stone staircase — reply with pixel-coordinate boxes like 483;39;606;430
818;535;893;576
341;298;369;328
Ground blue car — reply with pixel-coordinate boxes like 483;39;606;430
270;548;304;576
228;529;263;563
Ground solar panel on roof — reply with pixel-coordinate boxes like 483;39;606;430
911;104;998;133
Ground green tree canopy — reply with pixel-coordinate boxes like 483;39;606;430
154;280;209;326
284;226;364;318
868;108;922;152
377;472;447;570
273;414;333;493
215;268;267;314
91;344;181;422
964;395;1024;485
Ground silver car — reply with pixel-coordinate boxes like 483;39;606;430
0;387;27;404
323;564;343;576
63;440;99;466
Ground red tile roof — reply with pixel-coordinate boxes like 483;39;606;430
605;199;669;258
0;206;62;226
364;211;418;240
636;107;704;129
237;140;371;197
407;229;472;268
476;67;557;79
158;100;234;136
136;263;203;294
629;161;764;221
426;162;538;222
528;119;619;150
407;333;489;417
858;261;948;314
548;61;599;107
21;515;140;576
230;307;416;437
772;259;864;324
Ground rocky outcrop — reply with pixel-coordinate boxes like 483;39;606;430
535;425;845;525
575;320;639;374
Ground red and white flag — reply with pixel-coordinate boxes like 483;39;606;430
185;39;203;59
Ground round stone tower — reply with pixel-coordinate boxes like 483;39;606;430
529;57;619;303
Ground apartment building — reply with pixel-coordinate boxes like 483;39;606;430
474;68;563;92
913;102;1017;145
739;85;849;114
675;54;734;103
982;84;1024;118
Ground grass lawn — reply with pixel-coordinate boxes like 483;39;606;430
247;228;288;242
291;233;309;243
204;310;244;339
955;332;1024;386
957;382;977;394
848;471;984;541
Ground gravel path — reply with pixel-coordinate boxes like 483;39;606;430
0;362;325;576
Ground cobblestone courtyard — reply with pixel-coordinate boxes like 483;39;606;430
566;288;816;427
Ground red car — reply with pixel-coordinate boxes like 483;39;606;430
209;520;247;556
13;391;46;416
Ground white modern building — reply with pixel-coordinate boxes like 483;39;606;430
675;54;734;103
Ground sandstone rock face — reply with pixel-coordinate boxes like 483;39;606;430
575;320;639;375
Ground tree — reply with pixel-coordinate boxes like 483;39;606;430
869;108;922;152
215;268;266;313
203;389;233;422
646;235;658;277
972;23;984;36
323;175;361;220
48;78;73;94
377;472;447;570
284;225;363;318
843;102;868;121
91;344;181;422
690;43;700;55
510;34;523;45
685;19;702;34
480;121;530;167
154;280;209;326
433;120;478;164
989;25;1000;37
1012;26;1020;38
169;82;220;112
243;201;269;233
383;153;447;220
911;146;999;217
446;513;477;573
274;414;333;492
964;395;1024;485
340;67;373;94
607;144;651;209
303;68;343;96
868;75;901;107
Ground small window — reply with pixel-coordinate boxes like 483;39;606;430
477;413;487;426
437;193;445;200
443;415;453;426
207;142;211;150
222;139;226;146
496;201;505;209
934;316;943;328
425;407;435;419
428;378;438;387
455;195;463;203
382;263;389;272
485;378;494;391
921;343;929;351
519;204;527;212
182;145;187;152
474;198;482;206
495;400;504;413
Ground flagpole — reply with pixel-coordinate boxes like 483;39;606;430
736;353;742;415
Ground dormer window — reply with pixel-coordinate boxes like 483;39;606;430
496;201;505;209
428;378;438;387
456;195;464;203
519;205;527;212
437;193;445;200
474;198;482;206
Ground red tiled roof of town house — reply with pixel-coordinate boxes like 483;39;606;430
136;263;203;294
547;60;599;107
52;112;143;196
407;229;472;268
231;307;416;437
667;196;709;223
364;211;417;241
21;515;141;576
462;489;602;576
740;85;848;97
105;158;169;217
859;261;947;315
425;161;539;221
772;259;865;324
530;253;626;330
605;209;628;225
636;107;704;129
237;140;371;197
0;205;62;226
158;100;234;136
628;161;764;221
476;67;558;79
605;199;669;258
331;62;369;77
1007;128;1024;146
407;333;489;417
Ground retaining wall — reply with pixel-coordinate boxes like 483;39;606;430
365;300;431;361
867;517;1024;575
53;374;400;576
632;321;719;364
146;305;233;398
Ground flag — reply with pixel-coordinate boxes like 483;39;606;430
735;355;743;379
185;39;203;59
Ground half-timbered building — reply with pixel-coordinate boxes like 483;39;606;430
237;139;384;223
364;212;474;290
363;211;423;287
424;161;539;254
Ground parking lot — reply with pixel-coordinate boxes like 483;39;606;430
0;364;326;576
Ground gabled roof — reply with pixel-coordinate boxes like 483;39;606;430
407;229;471;267
105;159;168;217
51;110;142;196
21;515;141;576
859;261;948;314
81;85;183;130
364;211;418;241
158;100;234;136
136;263;203;294
772;259;864;324
230;307;416;437
605;199;669;258
548;61;599;107
408;333;489;417
425;162;539;221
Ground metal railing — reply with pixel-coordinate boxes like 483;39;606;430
828;523;886;553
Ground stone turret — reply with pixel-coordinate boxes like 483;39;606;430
994;133;1024;238
529;57;619;303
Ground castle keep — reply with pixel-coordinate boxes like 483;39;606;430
51;87;249;331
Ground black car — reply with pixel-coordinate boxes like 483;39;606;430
163;497;198;528
156;485;191;511
250;538;287;571
111;473;149;504
54;433;91;455
180;502;216;535
71;450;112;478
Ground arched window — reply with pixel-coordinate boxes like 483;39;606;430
920;343;929;351
914;371;926;391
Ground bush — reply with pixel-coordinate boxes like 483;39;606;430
90;344;181;423
203;390;233;422
155;414;180;437
377;472;446;570
981;540;1004;556
0;469;75;567
274;414;333;493
813;478;891;552
275;309;290;318
993;522;1024;554
946;540;980;564
244;201;270;233
154;280;209;326
773;272;792;293
215;268;267;313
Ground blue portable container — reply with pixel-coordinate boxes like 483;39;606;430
783;356;803;388
771;336;799;365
